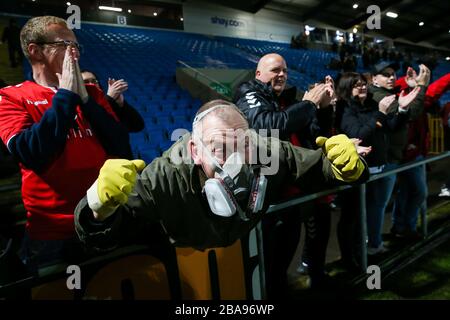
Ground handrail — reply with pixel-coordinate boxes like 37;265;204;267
0;245;150;293
267;151;450;214
1;151;449;297
177;60;230;93
0;183;21;193
268;151;449;276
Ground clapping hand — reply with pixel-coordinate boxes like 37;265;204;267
107;78;128;107
405;67;418;88
303;83;334;109
378;95;396;114
416;64;431;86
73;49;89;103
325;75;337;106
56;45;89;103
398;86;421;110
56;46;77;93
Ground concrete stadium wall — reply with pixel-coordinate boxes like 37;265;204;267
182;0;303;43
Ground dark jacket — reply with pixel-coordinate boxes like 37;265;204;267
340;95;408;167
74;133;369;251
105;96;145;133
1;84;131;172
368;84;426;163
234;79;317;141
279;86;334;149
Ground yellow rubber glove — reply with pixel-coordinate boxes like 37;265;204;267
87;159;146;220
316;134;365;182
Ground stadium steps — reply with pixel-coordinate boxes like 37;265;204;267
0;169;24;229
0;22;24;86
288;200;450;299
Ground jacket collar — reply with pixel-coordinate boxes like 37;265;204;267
369;83;398;95
244;79;297;102
247;79;278;98
346;93;377;112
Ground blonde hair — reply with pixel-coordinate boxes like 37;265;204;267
20;16;68;61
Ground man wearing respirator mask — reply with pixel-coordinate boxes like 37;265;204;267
75;100;369;251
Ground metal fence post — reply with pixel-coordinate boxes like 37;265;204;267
255;221;266;300
421;200;428;238
1;153;448;297
359;183;368;272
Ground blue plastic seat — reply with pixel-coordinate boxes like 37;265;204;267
139;147;160;163
147;129;167;145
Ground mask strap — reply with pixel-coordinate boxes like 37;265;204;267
197;139;236;190
198;140;249;221
236;203;249;221
192;104;231;128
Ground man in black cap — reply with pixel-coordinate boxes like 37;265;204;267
368;62;430;241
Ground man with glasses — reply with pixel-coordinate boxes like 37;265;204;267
0;16;131;272
369;61;430;241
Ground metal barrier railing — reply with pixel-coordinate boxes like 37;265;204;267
1;152;449;298
266;151;450;272
0;183;20;193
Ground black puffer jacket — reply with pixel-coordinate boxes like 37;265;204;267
234;79;317;141
340;95;409;167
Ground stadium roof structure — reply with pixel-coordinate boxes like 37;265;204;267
195;0;450;50
4;0;448;50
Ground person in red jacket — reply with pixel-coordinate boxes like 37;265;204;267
396;71;450;198
0;16;130;272
395;71;449;155
439;101;450;197
385;65;432;239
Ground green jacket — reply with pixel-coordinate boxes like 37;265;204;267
75;133;368;251
368;84;426;163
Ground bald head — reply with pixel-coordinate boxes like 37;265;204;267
256;53;285;72
256;53;287;95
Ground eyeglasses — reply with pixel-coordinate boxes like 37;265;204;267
83;78;99;85
33;40;83;53
353;81;367;88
